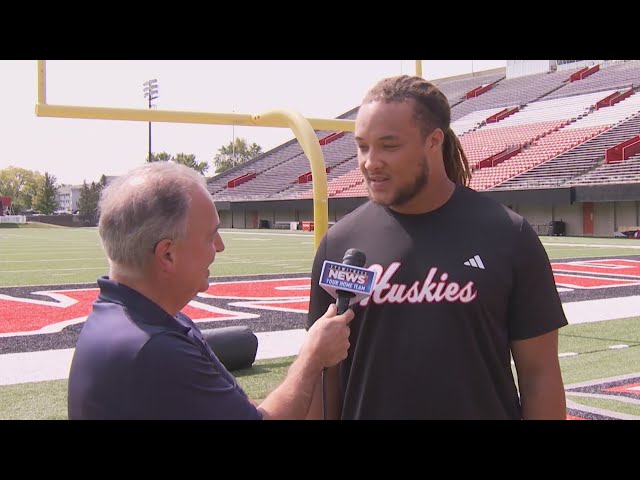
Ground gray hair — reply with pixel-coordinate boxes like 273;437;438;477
98;162;209;276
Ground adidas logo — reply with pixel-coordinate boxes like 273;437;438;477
464;255;485;270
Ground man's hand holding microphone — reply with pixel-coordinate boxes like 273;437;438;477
300;303;354;370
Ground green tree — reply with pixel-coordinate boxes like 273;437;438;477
212;137;262;174
146;152;209;175
146;152;172;163
0;166;44;213
77;180;102;224
173;153;209;175
32;172;59;215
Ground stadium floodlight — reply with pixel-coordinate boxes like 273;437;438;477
142;79;159;161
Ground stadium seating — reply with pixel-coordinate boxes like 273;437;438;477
208;61;640;201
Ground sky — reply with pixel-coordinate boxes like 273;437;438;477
0;60;505;185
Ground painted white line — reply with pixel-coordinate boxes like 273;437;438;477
0;329;307;386
566;399;640;420
0;266;107;274
542;242;640;250
1;295;639;386
221;231;313;238
0;258;105;264
563;295;640;324
559;352;579;358
608;344;629;350
0;348;74;386
255;329;305;360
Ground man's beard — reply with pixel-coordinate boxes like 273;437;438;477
369;156;429;208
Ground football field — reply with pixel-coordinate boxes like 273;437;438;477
1;225;639;419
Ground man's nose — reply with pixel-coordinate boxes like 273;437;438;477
214;232;225;253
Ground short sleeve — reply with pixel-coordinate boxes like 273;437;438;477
508;219;568;341
131;332;263;420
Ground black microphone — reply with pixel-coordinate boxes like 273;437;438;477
335;248;367;314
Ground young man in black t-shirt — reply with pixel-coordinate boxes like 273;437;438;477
306;75;567;420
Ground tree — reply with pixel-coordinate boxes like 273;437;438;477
0;166;44;213
32;172;59;215
77;180;102;224
173;153;209;175
146;152;172;163
98;174;108;189
212;137;262;174
146;151;209;175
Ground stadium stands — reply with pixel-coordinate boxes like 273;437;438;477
208;61;640;203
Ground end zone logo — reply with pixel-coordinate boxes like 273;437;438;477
1;258;639;337
0;277;310;337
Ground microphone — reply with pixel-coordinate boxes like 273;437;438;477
319;248;375;314
336;249;366;314
318;248;373;420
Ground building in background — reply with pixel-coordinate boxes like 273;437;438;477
56;185;82;213
0;196;11;216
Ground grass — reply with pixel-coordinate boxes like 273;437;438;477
0;222;67;229
566;396;640;417
0;227;316;286
0;379;69;420
558;317;640;385
1;229;638;286
1;228;639;419
4;315;640;419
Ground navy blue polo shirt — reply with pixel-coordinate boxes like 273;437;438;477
67;276;263;420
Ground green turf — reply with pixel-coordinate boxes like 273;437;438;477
0;229;637;287
0;228;316;286
566;396;640;417
234;356;295;401
0;379;69;420
540;235;640;259
559;317;640;354
1;229;639;419
0;222;67;229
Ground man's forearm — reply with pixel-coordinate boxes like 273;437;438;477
257;354;321;420
520;373;566;420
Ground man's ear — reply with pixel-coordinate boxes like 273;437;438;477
153;238;176;273
428;128;445;150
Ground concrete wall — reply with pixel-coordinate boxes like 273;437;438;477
553;203;582;236
231;210;246;229
219;211;232;228
615;201;639;230
517;204;553;235
220;197;637;238
275;209;296;223
594;202;614;236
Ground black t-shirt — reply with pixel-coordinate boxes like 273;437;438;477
68;277;262;420
307;185;567;419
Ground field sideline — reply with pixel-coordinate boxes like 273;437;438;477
1;226;640;419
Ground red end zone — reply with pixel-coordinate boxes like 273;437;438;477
1;258;639;336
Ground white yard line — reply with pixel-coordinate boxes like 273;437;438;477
0;258;106;264
563;295;640;324
0;266;107;274
0;329;307;386
221;231;314;238
542;242;640;250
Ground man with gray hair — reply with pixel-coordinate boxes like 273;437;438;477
68;162;354;420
